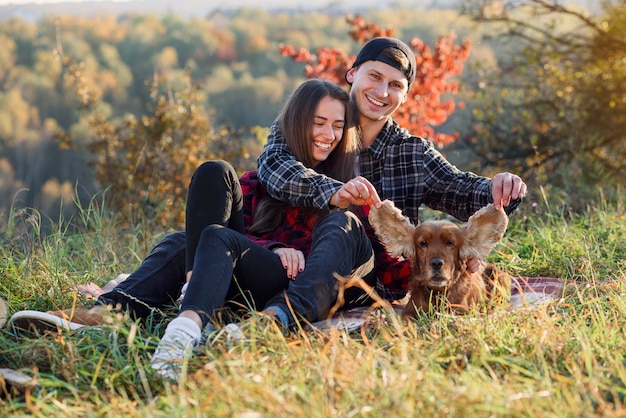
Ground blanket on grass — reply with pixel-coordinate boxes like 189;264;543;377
310;276;565;332
74;275;565;332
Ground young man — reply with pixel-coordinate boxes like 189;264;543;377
8;37;526;332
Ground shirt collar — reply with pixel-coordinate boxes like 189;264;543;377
364;118;395;159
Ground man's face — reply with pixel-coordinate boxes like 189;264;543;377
346;60;409;123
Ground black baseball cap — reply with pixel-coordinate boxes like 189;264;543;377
346;37;416;88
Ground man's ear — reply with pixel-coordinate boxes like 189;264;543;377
368;200;416;259
401;90;408;104
459;203;508;260
345;67;356;84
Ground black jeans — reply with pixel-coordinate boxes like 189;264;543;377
98;161;377;328
185;160;244;272
97;160;243;319
265;209;376;328
182;209;376;328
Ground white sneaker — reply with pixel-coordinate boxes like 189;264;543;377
223;323;245;341
150;317;200;381
8;310;85;334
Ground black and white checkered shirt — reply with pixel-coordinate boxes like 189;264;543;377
258;117;519;224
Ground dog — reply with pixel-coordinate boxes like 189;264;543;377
368;200;511;318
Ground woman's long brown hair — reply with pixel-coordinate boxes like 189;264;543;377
250;79;359;234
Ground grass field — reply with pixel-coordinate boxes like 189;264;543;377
1;191;625;417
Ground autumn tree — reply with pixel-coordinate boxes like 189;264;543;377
279;15;471;147
459;0;626;204
51;14;471;229
56;52;257;229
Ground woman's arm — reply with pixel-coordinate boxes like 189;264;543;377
257;120;344;210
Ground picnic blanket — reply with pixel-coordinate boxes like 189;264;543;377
310;276;565;332
71;275;565;332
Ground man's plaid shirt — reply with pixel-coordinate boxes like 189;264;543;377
257;117;520;299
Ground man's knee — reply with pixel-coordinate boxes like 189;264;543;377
153;231;186;253
317;210;362;229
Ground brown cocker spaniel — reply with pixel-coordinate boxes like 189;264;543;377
369;201;511;318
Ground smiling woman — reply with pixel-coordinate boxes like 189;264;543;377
146;79;378;381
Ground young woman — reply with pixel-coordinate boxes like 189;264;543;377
151;79;377;380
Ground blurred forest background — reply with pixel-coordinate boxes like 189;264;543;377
0;0;624;232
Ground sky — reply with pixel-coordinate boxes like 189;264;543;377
0;0;142;3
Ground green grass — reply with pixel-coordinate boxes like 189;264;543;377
1;192;625;417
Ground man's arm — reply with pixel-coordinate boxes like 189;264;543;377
257;121;344;210
419;141;523;220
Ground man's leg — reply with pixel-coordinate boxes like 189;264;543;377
95;231;187;319
8;232;188;333
263;210;377;329
9;159;245;333
102;159;244;318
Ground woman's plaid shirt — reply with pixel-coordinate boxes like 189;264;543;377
241;170;317;257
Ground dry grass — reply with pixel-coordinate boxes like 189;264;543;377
1;192;625;417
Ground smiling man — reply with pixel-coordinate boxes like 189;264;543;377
344;37;414;149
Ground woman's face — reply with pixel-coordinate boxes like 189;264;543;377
311;96;345;165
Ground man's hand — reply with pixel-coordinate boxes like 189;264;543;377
492;172;527;210
330;176;382;209
273;247;305;280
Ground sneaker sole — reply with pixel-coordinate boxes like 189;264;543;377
0;367;39;394
0;296;7;328
8;310;85;334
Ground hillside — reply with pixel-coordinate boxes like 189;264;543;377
0;0;458;21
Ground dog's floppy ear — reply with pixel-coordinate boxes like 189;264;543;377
459;203;508;260
368;200;416;258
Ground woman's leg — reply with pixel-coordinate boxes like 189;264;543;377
103;160;243;319
152;226;289;379
185;160;244;272
264;210;376;329
181;225;290;327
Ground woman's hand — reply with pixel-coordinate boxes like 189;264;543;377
329;176;382;209
273;247;305;280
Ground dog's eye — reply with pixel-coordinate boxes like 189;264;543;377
419;240;428;248
446;241;455;247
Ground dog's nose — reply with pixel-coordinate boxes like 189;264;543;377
430;258;444;270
